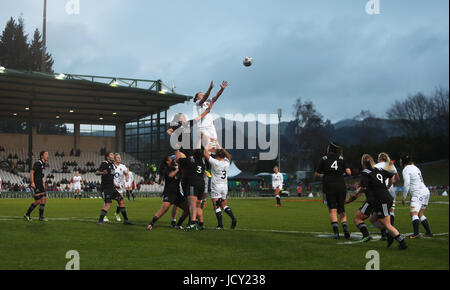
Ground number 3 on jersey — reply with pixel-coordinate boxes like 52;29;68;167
330;161;338;171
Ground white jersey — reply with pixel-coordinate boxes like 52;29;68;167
73;176;82;190
272;173;283;190
209;157;230;186
196;100;214;128
125;171;134;187
113;164;128;193
402;164;428;199
375;162;398;198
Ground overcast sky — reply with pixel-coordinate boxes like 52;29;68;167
1;0;448;123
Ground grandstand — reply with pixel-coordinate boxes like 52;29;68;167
0;68;192;194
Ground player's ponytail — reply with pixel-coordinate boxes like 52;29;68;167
378;152;394;171
361;154;375;170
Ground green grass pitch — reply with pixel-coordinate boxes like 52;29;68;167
0;196;448;270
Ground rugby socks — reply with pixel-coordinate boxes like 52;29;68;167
177;214;188;227
420;216;432;235
126;191;131;201
119;207;129;221
412;215;420;236
131;191;135;201
215;208;223;228
342;222;349;233
171;218;176;227
150;216;159;226
331;222;339;235
116;206;121;215
395;234;405;244
357;223;370;237
198;221;204;227
39;204;45;218
99;209;107;223
276;195;281;206
26;203;37;216
223;206;236;221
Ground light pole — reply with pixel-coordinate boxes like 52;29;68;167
41;0;47;72
277;108;282;172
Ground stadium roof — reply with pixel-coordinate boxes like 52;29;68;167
0;68;192;124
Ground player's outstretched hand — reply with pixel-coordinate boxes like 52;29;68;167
209;81;214;89
221;81;228;90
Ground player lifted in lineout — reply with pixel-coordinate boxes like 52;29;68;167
194;81;228;149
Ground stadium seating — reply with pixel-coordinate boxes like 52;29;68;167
0;147;163;193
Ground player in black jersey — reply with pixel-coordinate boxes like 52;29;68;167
347;154;408;249
146;155;190;231
315;142;351;239
178;149;207;231
96;152;133;226
24;151;49;222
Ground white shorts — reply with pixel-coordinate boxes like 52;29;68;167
74;184;81;191
124;183;132;189
199;126;218;140
410;189;430;213
273;185;283;191
211;184;228;200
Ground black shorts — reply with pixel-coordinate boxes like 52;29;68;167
34;184;46;194
373;200;393;218
163;192;186;206
102;189;123;203
182;181;205;199
359;201;374;216
323;182;347;213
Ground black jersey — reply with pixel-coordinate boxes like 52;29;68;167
163;166;181;195
178;156;206;185
360;167;394;203
316;154;349;184
98;160;115;192
32;160;46;186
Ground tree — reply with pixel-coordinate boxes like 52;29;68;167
386;92;432;137
29;29;54;73
0;17;54;72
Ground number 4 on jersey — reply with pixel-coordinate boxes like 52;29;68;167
330;161;338;171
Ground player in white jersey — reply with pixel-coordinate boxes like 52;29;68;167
113;153;129;222
272;165;284;207
204;147;237;229
400;154;433;238
72;171;83;200
125;171;135;201
194;81;228;149
375;152;400;234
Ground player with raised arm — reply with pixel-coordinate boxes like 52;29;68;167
96;152;133;226
146;155;190;231
204;147;237;230
400;153;433;238
348;154;408;249
72;171;83;200
272;165;283;207
315;142;351;239
24;151;49;222
194;81;228;148
167;100;216;157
